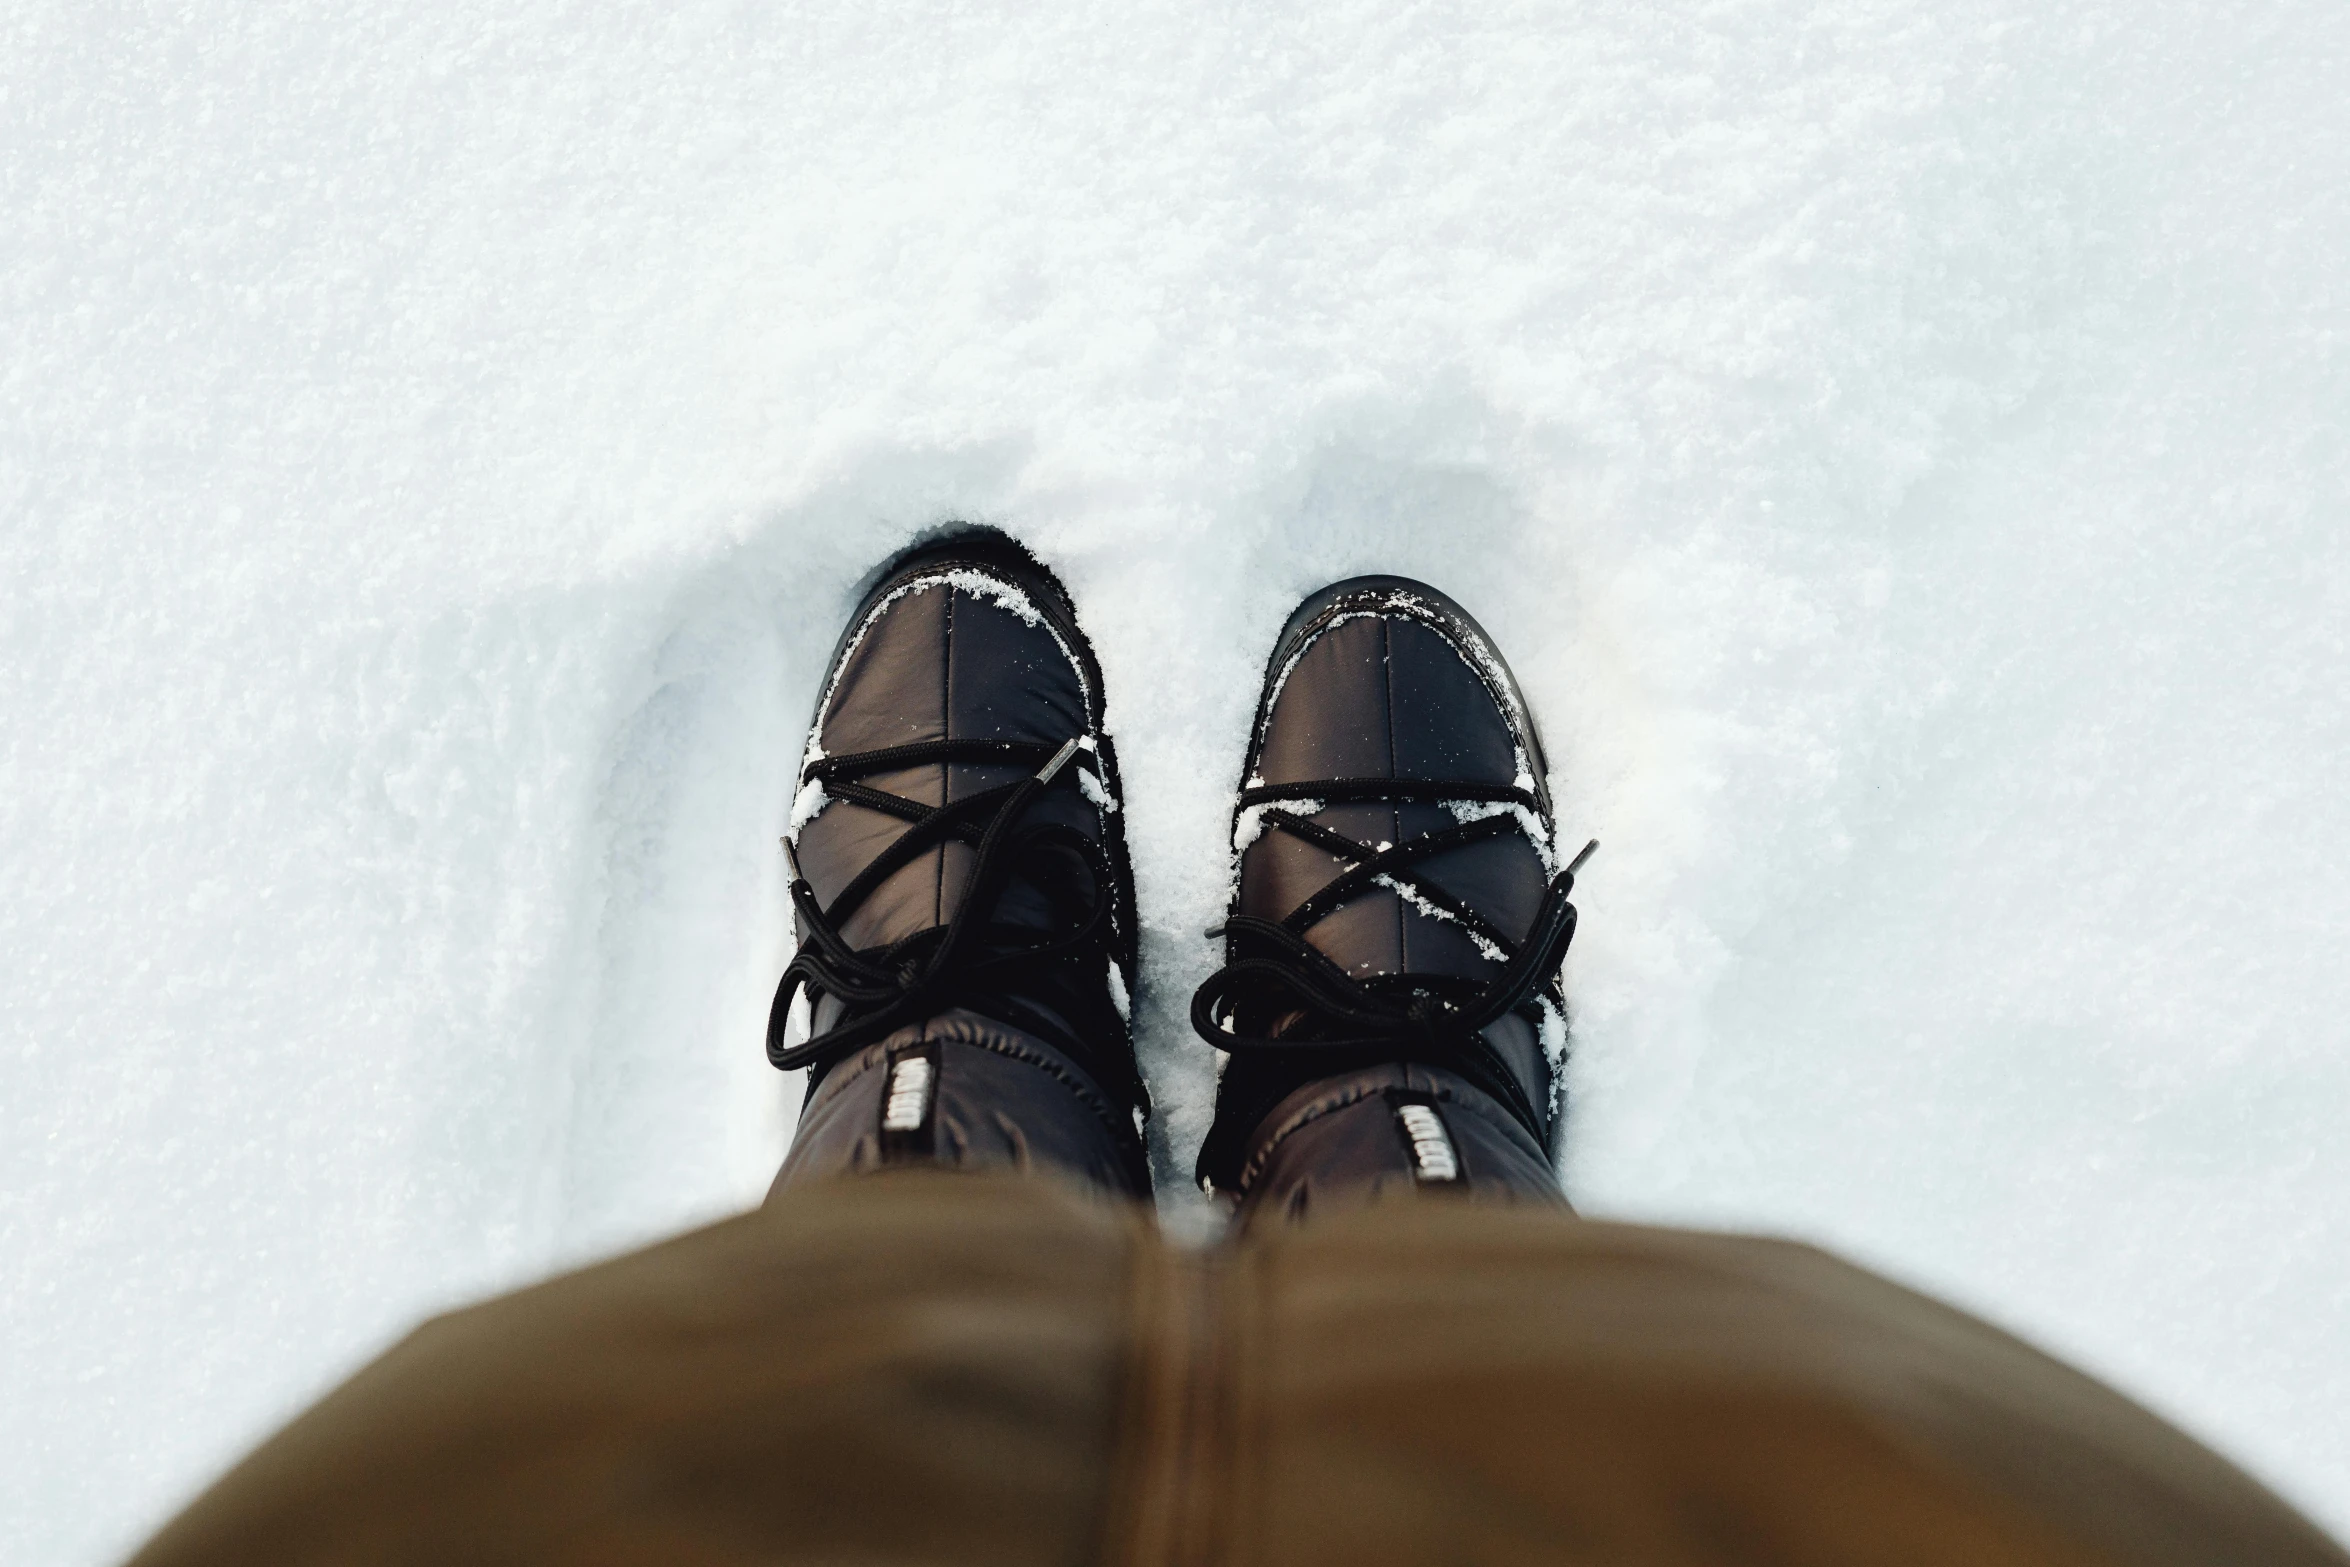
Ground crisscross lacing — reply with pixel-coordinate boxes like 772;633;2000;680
1192;773;1596;1137
768;734;1136;1105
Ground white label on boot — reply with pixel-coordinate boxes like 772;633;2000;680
882;1056;936;1133
1396;1103;1460;1183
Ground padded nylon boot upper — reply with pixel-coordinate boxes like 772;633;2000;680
1195;576;1586;1200
770;530;1147;1179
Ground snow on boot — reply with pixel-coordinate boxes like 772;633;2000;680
769;528;1150;1198
1192;576;1594;1222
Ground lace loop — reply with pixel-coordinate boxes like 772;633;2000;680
1195;772;1596;1139
768;737;1127;1092
1190;866;1584;1057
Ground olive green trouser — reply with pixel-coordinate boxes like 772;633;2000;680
128;1172;2342;1567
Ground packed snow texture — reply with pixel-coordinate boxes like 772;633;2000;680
5;2;2347;1560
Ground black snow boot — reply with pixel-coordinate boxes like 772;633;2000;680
767;528;1152;1199
1192;576;1594;1223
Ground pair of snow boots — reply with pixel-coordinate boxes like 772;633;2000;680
769;528;1592;1223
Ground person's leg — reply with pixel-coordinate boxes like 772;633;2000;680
128;1173;1147;1567
1190;577;1588;1225
1190;1198;2349;1567
768;528;1152;1199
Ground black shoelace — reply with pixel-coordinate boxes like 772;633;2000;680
768;734;1132;1098
1191;774;1596;1138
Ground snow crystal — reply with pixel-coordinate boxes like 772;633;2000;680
1442;797;1561;876
786;778;830;839
1077;764;1118;815
1536;995;1568;1118
1231;799;1319;858
1375;873;1509;964
934;567;1044;629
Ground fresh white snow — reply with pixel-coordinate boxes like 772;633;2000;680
5;2;2348;1561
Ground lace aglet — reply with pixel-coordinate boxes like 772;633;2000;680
1035;735;1082;783
1202;922;1227;941
1565;838;1599;876
781;834;806;885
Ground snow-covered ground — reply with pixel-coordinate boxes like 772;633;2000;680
6;1;2347;1560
